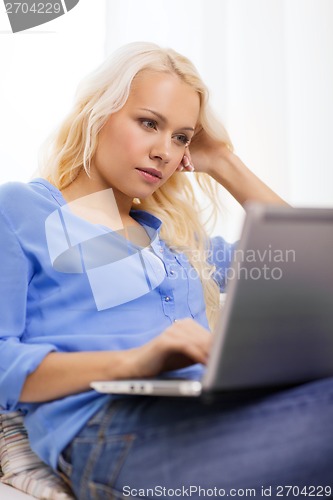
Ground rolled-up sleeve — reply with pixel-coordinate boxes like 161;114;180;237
208;236;237;293
0;209;56;411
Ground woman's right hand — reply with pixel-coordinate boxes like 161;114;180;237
125;318;213;379
20;319;212;403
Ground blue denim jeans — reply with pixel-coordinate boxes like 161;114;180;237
58;377;333;499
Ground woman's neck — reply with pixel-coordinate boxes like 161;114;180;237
61;172;133;225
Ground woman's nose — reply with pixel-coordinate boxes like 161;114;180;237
149;137;171;163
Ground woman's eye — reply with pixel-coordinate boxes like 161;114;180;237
141;119;157;130
175;134;190;145
140;119;189;145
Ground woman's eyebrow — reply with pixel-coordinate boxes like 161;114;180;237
138;108;195;132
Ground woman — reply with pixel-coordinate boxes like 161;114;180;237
0;42;332;498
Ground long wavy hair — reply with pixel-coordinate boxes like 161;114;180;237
39;41;233;330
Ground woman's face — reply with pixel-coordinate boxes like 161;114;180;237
89;70;200;210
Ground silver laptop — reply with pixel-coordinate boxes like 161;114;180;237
91;204;333;398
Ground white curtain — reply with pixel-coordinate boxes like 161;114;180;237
105;0;333;240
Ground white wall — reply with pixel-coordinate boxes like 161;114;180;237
0;0;106;183
284;0;333;206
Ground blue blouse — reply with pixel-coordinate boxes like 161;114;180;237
0;178;235;469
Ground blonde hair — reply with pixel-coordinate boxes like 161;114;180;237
39;41;233;330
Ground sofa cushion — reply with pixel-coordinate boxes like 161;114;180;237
0;412;73;499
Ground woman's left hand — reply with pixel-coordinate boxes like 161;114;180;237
176;127;288;207
177;127;231;176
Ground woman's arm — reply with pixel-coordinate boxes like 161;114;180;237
183;130;288;207
20;350;134;403
20;318;211;403
208;146;288;206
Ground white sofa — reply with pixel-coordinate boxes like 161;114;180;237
0;482;35;499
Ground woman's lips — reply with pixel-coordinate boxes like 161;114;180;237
135;168;162;184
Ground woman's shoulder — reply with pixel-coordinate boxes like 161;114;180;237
0;180;29;199
0;178;64;230
0;178;62;212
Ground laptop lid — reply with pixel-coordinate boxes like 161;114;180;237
203;204;333;392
